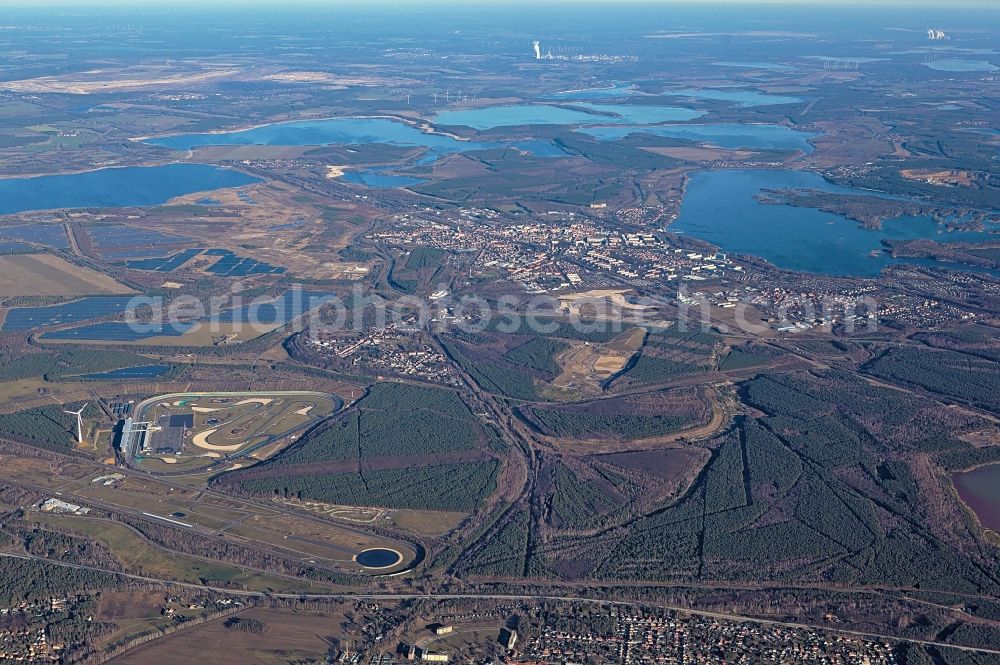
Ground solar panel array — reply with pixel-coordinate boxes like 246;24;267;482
120;247;285;276
86;224;190;260
0;224;70;249
42;321;194;342
0;296;139;331
0;241;37;255
204;248;286;276
125;248;204;272
25;289;334;342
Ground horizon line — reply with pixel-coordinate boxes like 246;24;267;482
8;0;1000;7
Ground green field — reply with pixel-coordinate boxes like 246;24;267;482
30;514;323;593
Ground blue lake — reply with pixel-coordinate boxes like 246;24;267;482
81;365;173;380
434;103;703;130
342;170;426;188
663;88;803;107
149;117;499;154
0;164;259;216
925;59;998;72
577;123;818;152
671;170;991;277
147;117;576;164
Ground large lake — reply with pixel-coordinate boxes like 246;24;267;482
953;465;1000;532
925;59;999;72
578;123;817;152
434;103;704;130
147;116;575;162
0;164;259;216
148;117;499;154
671;169;991;276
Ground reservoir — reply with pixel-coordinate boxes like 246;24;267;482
342;170;426;188
0;164;259;216
953;465;1000;532
355;548;403;568
671;169;991;276
148;117;499;154
434;103;703;130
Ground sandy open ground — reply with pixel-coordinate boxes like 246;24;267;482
0;68;240;94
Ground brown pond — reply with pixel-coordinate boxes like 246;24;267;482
953;464;1000;532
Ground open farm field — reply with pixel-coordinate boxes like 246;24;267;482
111;606;346;665
0;253;134;296
29;514;317;592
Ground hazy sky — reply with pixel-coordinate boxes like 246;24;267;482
9;0;1000;6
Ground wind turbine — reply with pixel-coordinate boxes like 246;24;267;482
64;404;87;444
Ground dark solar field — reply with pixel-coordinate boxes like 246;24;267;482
32;289;335;341
0;241;37;254
85;224;191;260
204;248;285;276
120;247;286;275
125;248;204;271
111;402;133;416
0;296;139;331
42;321;194;341
0;223;70;249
